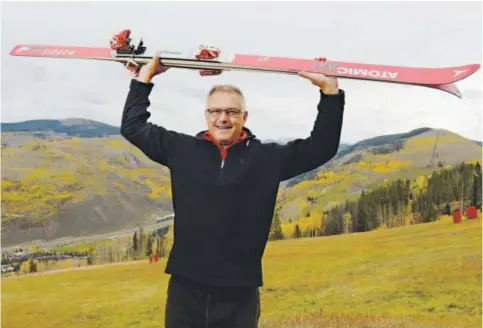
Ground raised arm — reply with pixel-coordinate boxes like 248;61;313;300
120;55;177;167
277;73;345;181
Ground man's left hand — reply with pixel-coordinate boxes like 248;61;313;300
298;72;339;95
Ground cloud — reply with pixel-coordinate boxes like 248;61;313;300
1;1;481;144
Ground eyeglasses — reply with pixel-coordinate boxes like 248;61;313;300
206;108;244;118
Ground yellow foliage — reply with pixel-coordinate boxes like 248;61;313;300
410;136;463;145
106;139;130;149
290;179;319;190
290;170;347;192
465;159;482;165
358;160;412;173
282;212;323;237
316;170;346;182
20;261;30;274
27;246;41;253
281;224;295;238
36;261;48;272
412;175;427;192
19;259;38;274
299;199;309;212
1;170;83;221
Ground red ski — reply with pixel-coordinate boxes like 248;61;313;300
9;29;480;98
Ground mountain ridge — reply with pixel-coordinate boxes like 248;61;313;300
2;118;482;247
5;118;481;147
1;118;120;138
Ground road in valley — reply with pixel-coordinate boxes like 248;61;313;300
2;219;172;251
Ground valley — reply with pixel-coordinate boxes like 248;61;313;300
1;118;482;248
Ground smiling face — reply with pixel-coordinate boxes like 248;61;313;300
205;86;248;145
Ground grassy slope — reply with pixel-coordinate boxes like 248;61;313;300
277;129;482;223
2;216;481;328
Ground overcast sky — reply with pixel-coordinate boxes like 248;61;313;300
1;1;482;144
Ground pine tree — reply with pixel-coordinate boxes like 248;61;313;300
28;258;37;273
87;245;95;265
475;162;482;208
132;231;138;258
139;226;145;257
145;233;153;257
269;210;284;241
294;224;302;238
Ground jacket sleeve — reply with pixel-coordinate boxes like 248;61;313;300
277;89;345;182
120;79;179;168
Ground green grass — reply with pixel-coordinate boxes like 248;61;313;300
52;239;116;253
2;217;481;328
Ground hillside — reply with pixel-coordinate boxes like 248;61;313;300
1;132;173;247
2;217;481;328
277;128;482;223
1;119;481;247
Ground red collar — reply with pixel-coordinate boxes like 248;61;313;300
203;130;248;160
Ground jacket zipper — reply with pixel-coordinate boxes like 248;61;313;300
220;158;225;181
217;139;250;181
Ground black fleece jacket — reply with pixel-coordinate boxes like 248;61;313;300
120;79;345;287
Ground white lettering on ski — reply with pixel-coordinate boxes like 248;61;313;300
313;61;339;70
42;48;77;56
313;61;398;79
336;67;398;79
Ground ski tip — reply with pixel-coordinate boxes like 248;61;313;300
451;63;481;82
426;83;462;98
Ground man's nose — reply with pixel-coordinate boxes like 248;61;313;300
218;111;229;121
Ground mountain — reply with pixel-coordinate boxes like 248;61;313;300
1;129;173;247
1;119;120;138
1;118;482;247
335;127;433;158
262;137;295;145
276;128;482;223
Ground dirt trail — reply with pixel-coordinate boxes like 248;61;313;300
2;260;153;280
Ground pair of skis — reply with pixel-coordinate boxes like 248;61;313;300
9;29;480;98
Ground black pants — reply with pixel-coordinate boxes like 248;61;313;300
165;275;260;328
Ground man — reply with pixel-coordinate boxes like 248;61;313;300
120;54;345;328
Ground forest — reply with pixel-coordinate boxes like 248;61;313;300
270;161;482;240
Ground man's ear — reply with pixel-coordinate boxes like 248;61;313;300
243;110;249;122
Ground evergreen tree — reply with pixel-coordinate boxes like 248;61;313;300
132;231;138;257
294;224;302;238
139;226;145;256
269;210;284;241
28;258;37;273
475;162;482;208
145;233;153;257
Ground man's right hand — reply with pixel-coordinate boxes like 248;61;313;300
137;53;169;84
